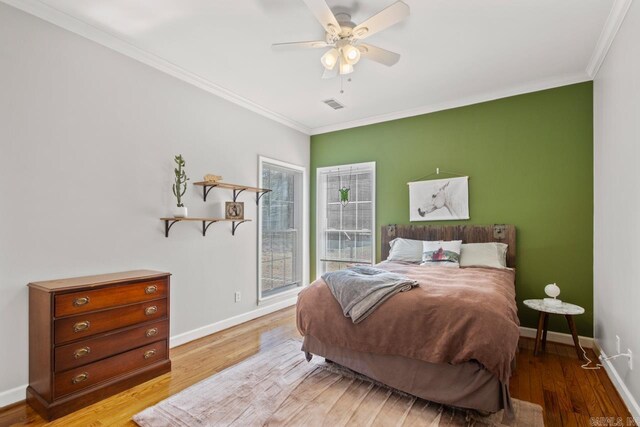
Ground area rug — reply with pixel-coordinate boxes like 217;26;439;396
133;340;543;426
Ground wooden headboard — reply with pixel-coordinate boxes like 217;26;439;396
381;224;516;268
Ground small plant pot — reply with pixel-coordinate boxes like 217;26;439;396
173;206;188;218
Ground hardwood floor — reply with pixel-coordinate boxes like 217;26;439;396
0;306;632;426
511;337;633;426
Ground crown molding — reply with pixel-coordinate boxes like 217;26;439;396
3;0;608;137
0;0;312;135
586;0;633;78
310;72;592;135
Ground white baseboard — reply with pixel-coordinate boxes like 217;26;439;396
594;342;640;422
169;296;297;348
0;296;298;410
0;384;26;409
519;326;594;348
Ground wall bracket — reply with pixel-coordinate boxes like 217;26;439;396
231;220;249;236
232;188;246;202
255;190;270;205
164;219;179;238
202;220;220;236
202;184;218;202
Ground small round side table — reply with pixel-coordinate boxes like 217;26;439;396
523;299;585;360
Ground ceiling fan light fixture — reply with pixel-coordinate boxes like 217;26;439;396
342;44;361;65
339;58;354;75
321;48;339;70
276;0;409;79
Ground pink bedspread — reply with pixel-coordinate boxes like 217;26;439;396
297;262;520;383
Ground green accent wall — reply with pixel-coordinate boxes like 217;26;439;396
310;82;594;337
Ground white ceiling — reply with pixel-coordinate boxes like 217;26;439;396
8;0;619;134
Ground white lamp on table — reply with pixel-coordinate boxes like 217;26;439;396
544;283;562;307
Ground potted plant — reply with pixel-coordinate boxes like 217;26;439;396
172;154;189;218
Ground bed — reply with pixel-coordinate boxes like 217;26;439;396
296;224;519;414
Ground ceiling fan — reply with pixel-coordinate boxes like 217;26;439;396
272;0;410;79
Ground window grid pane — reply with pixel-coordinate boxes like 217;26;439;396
261;162;302;298
318;165;374;275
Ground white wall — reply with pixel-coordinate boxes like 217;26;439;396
594;0;640;419
0;3;309;405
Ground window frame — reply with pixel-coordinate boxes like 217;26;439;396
257;156;308;303
315;161;376;279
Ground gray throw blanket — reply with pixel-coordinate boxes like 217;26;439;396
322;266;418;324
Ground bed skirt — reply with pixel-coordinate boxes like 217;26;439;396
302;335;513;415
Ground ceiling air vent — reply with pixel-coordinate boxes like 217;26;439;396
322;98;345;110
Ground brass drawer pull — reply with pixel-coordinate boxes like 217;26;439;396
145;285;158;294
73;347;91;359
72;372;89;384
144;306;158;316
144;349;157;359
146;328;159;337
73;321;90;333
73;296;90;307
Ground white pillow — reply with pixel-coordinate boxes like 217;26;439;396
421;240;462;267
387;238;423;263
459;242;508;268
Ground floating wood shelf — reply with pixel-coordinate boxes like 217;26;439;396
160;218;251;237
192;181;271;204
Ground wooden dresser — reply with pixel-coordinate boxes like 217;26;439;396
27;270;171;420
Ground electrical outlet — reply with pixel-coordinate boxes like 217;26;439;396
234;291;241;303
616;335;621;353
628;349;633;370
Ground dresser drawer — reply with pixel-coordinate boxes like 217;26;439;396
55;299;167;345
54;319;169;372
54;340;167;398
54;279;168;317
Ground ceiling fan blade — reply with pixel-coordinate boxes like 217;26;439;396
272;40;329;50
322;66;338;79
302;0;342;36
352;1;410;40
358;44;401;66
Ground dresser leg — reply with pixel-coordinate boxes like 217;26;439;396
534;311;546;356
565;315;585;361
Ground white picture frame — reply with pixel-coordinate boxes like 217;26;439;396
408;176;470;221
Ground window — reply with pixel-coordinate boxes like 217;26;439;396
258;157;306;300
316;162;376;276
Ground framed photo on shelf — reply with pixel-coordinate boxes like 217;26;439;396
225;202;244;220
